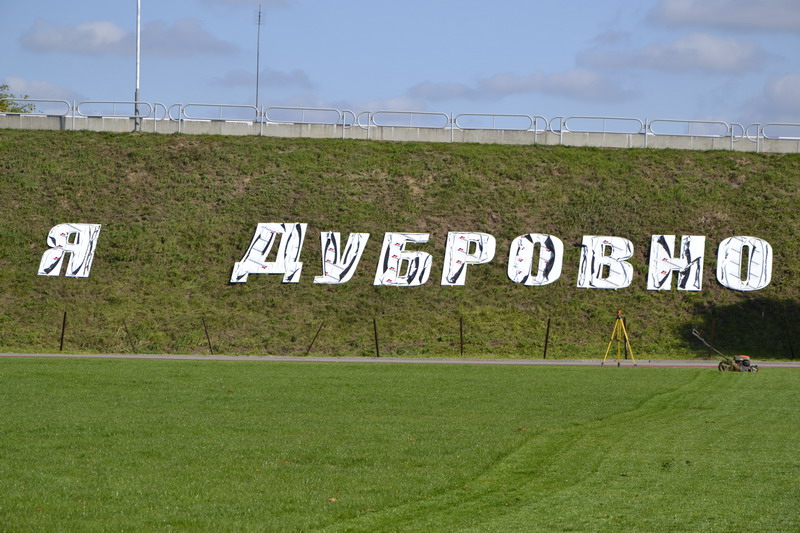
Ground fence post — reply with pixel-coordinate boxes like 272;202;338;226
373;318;380;357
202;317;214;355
644;118;648;148
543;318;551;359
460;316;464;356
123;319;137;353
305;322;324;356
784;314;796;360
59;311;67;351
450;113;454;143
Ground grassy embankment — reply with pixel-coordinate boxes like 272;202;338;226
1;129;798;358
1;358;798;531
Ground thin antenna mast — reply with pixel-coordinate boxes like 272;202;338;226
255;4;262;111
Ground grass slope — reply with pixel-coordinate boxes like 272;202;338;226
0;358;798;531
0;129;799;358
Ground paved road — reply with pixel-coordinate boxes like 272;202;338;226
3;352;800;368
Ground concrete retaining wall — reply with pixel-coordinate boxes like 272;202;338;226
2;113;797;154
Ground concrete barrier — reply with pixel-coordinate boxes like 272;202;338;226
1;113;796;154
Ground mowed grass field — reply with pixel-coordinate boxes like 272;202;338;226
1;358;797;532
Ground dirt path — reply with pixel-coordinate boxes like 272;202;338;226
3;352;800;368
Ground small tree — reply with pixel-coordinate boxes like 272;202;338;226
0;84;36;113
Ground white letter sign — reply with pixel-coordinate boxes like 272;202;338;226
647;235;705;291
38;223;101;278
441;232;496;286
374;233;432;287
314;232;370;284
577;236;634;289
716;236;772;291
230;223;307;283
508;233;564;286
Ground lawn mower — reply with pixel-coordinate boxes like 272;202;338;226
691;329;759;372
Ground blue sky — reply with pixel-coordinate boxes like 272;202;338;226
2;0;799;126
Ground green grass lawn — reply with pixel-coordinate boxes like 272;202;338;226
1;358;797;531
1;130;799;359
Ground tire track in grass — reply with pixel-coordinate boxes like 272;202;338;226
325;370;712;532
482;370;800;533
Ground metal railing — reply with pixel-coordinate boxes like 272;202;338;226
648;119;730;138
359;110;451;129
266;106;343;125
3;98;800;151
0;98;70;116
563;116;645;135
181;103;258;122
76;100;152;119
762;123;800;141
454;113;547;132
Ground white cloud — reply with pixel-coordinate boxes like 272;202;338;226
477;69;635;103
200;0;289;7
215;68;316;89
20;19;129;55
407;81;477;101
20;18;236;57
264;69;315;89
353;95;430;112
763;73;800;114
651;0;800;32
406;69;634;105
215;69;255;87
587;30;632;47
579;33;767;73
745;73;800;122
141;19;236;57
2;77;84;103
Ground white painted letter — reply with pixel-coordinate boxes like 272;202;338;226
314;232;370;284
38;223;101;278
647;235;705;291
508;234;563;286
717;236;772;291
441;232;496;286
577;236;634;289
373;233;432;287
230;223;307;283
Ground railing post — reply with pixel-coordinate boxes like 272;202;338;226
758;125;762;153
644;118;648;148
459;316;464;356
59;311;67;351
373;318;380;357
730;123;734;151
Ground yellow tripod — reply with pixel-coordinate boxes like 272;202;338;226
602;310;637;367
